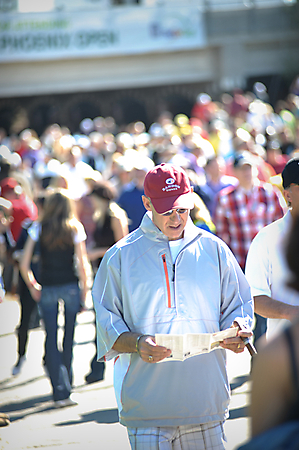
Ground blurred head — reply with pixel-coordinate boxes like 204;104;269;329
0;177;22;199
282;157;299;215
233;152;257;189
204;156;225;182
41;188;77;249
42;188;75;224
68;146;82;166
89;180;117;203
89;180;118;221
49;174;69;190
132;155;155;189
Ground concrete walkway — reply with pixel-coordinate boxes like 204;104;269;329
0;294;252;450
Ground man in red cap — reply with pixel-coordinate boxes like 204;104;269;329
92;163;253;450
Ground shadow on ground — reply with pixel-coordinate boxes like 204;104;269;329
56;408;119;426
230;375;249;391
228;406;249;420
0;394;55;419
0;375;46;392
0;391;119;426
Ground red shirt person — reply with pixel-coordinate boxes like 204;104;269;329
0;177;38;243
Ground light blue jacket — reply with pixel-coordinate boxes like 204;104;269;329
92;212;253;428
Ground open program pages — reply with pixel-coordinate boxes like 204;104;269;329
155;327;238;361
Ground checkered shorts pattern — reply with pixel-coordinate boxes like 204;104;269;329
128;422;226;450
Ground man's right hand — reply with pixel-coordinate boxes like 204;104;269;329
112;332;171;363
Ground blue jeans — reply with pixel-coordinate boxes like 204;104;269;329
39;282;81;402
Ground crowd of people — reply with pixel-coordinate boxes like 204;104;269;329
0;81;299;448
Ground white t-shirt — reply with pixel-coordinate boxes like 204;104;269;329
169;238;185;263
245;210;299;338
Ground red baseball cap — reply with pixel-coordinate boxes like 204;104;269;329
144;163;194;214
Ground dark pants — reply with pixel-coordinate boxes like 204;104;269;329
88;348;105;379
17;276;39;357
85;314;105;382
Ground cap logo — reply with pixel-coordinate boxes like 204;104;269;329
162;177;181;192
165;178;175;185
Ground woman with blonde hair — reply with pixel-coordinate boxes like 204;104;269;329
20;188;88;408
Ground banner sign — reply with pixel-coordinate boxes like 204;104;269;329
0;6;206;62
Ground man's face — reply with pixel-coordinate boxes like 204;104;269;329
142;196;189;241
234;163;255;186
285;183;299;216
205;159;219;179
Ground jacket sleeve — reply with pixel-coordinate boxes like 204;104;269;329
92;246;130;361
218;241;254;332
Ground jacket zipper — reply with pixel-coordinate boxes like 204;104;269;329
161;235;201;309
162;254;171;308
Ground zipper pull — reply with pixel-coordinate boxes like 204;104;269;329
172;263;175;282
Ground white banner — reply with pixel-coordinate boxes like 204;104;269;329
0;6;206;62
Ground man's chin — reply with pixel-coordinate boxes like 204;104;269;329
168;230;184;241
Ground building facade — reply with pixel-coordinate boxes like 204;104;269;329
0;0;298;133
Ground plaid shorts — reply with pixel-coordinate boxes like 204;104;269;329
127;422;226;450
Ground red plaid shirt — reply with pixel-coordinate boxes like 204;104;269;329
213;180;284;270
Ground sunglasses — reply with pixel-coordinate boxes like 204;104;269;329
161;208;188;217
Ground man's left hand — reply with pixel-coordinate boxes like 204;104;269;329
219;328;253;354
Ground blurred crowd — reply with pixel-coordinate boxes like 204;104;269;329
0;79;299;411
0;83;298;246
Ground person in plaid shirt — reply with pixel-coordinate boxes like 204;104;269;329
214;150;284;355
213;151;284;271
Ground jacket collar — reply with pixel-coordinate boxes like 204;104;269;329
140;212;201;245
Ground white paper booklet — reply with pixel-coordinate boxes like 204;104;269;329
155;328;238;361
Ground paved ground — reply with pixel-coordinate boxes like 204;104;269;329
0;294;252;450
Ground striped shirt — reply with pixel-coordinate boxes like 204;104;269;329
213;180;284;270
